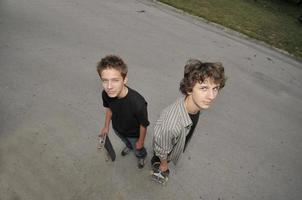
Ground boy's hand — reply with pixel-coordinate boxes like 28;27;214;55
99;127;109;138
159;160;169;172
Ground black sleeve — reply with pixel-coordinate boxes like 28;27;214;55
136;101;150;128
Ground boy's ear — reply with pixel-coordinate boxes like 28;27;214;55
187;88;193;95
123;76;128;84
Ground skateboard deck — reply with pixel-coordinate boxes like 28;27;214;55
98;135;116;161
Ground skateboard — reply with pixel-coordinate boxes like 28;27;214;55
150;162;169;185
98;135;116;161
150;170;168;185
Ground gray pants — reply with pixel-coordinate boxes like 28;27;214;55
114;129;147;159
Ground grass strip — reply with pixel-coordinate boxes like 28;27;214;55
158;0;302;58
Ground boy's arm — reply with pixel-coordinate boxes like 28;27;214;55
153;125;174;172
99;108;112;137
136;125;147;149
135;101;149;149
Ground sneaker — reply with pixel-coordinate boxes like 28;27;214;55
121;146;131;156
138;158;145;169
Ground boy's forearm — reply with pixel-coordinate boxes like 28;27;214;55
153;128;172;160
138;125;147;145
104;108;112;128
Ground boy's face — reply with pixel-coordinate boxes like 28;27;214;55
188;77;220;110
100;68;127;98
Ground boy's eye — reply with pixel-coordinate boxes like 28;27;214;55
101;79;120;83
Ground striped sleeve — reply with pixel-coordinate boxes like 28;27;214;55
153;103;180;160
153;123;174;160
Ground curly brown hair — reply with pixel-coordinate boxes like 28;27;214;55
179;59;226;95
96;55;128;79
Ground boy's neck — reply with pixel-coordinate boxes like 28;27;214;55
184;96;200;114
117;86;128;98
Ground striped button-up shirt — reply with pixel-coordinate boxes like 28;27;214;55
153;97;197;165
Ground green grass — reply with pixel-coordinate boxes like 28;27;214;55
158;0;302;59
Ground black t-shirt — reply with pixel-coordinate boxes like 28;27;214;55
184;111;200;152
102;86;149;137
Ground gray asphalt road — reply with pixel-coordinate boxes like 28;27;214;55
1;0;301;199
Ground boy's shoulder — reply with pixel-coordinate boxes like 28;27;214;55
159;98;188;126
163;98;184;113
127;87;147;103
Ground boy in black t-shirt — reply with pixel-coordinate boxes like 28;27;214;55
97;55;149;168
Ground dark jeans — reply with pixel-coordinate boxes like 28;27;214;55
151;153;161;165
114;129;147;159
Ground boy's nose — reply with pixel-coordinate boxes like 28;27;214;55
207;90;215;100
107;81;113;89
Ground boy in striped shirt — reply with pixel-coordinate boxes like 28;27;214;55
151;59;226;183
